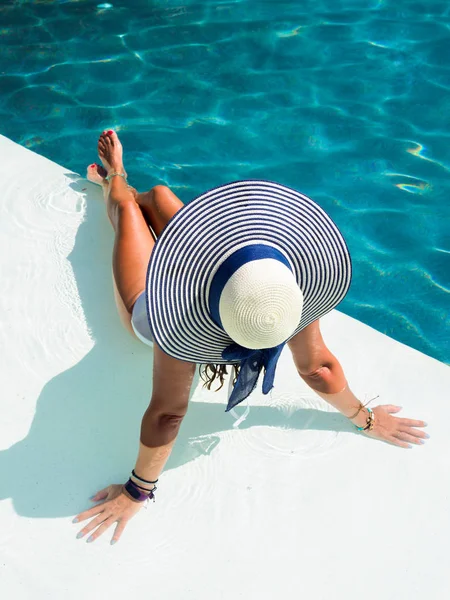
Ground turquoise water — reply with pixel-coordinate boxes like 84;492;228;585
1;0;449;362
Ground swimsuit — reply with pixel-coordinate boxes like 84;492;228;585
131;291;153;346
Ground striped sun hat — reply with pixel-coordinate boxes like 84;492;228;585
146;180;352;412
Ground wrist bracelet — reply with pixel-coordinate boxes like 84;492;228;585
348;402;364;420
132;469;158;485
349;394;379;422
123;479;156;503
356;407;375;432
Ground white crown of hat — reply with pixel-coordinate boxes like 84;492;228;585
218;258;304;350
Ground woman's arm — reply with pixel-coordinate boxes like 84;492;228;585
132;344;196;485
287;320;428;446
73;345;195;545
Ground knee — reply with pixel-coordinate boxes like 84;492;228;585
150;184;171;197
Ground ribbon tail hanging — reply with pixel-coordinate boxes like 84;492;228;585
227;356;259;429
225;356;262;412
261;344;284;394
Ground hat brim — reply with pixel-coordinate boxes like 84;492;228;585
146;180;352;363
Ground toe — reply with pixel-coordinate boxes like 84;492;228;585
96;164;107;178
107;129;121;147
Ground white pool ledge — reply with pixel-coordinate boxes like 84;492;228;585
0;134;448;600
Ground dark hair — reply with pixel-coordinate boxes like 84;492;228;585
199;363;240;392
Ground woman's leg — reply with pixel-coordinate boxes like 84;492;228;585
94;130;183;334
86;163;184;238
135;185;184;237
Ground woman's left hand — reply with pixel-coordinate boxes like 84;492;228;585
73;484;145;545
363;404;429;448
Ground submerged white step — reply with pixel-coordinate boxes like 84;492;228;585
0;134;448;600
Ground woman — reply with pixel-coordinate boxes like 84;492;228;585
73;130;428;545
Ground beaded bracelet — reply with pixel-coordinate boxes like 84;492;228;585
355;407;375;432
105;172;127;182
349;394;379;420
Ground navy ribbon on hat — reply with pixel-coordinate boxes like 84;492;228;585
208;244;292;412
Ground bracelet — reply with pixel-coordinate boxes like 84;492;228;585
348;402;364;420
132;470;158;485
105;171;127;182
123;479;156;503
132;481;155;492
349;394;380;421
356;407;375;432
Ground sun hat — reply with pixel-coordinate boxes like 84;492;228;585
146;180;352;412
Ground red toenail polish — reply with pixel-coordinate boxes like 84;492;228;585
107;130;113;135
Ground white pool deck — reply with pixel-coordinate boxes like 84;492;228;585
0;134;448;599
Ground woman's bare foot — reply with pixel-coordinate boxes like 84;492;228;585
86;163;142;201
98;129;126;177
86;162;137;198
86;163;108;186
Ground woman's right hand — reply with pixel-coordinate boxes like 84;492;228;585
73;483;146;545
361;404;429;448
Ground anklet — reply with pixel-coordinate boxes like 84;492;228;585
106;172;127;182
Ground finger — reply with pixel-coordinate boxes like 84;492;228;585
72;496;108;523
399;426;429;440
384;405;402;414
74;503;107;523
91;487;110;502
76;511;112;539
393;431;424;446
85;516;116;544
110;518;129;545
387;436;412;449
398;418;427;428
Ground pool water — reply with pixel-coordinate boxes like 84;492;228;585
1;0;449;363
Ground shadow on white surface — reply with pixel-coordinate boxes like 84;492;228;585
0;175;358;519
